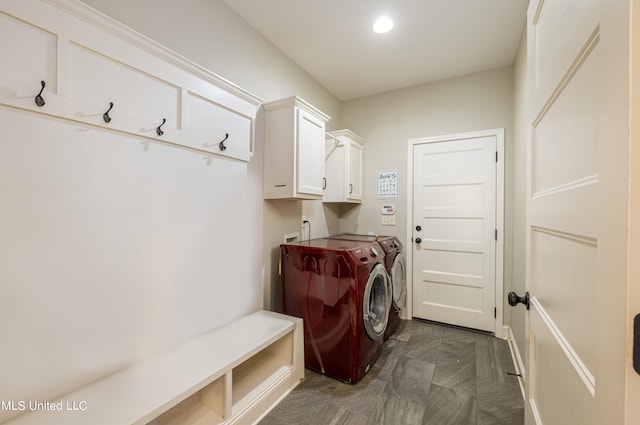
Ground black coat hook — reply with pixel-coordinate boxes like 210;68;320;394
219;133;229;151
35;80;46;107
103;102;114;123
156;118;166;136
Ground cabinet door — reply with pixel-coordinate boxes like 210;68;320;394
347;139;363;201
296;109;325;196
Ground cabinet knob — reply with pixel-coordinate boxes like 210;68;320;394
415;237;422;244
416;225;422;231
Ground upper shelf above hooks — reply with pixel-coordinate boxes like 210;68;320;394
0;0;263;163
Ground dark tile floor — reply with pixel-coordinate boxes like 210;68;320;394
259;319;524;425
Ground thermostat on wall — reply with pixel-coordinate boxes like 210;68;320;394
381;204;395;215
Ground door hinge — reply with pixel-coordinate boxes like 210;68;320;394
495;229;498;241
496;151;498;162
494;307;497;318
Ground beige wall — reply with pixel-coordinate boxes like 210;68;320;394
340;66;515;320
81;0;522;322
81;0;343;311
82;0;341;117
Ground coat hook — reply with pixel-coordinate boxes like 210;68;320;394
35;80;46;107
219;133;229;151
103;102;114;123
156;118;166;136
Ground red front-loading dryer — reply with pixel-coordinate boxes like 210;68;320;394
327;235;406;339
280;238;391;383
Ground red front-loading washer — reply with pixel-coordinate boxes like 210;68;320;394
280;238;391;383
327;235;406;339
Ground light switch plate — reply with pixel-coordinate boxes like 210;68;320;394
381;215;396;225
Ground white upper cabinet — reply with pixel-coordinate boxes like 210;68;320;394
0;0;260;162
263;96;330;200
324;130;364;203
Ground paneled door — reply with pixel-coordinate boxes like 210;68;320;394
411;130;503;333
524;0;629;423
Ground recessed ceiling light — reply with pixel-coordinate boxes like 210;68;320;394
373;16;394;34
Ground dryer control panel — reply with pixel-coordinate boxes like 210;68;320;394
369;245;383;258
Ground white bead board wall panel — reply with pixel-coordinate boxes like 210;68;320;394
0;0;260;161
0;0;264;423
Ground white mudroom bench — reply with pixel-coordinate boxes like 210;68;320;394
6;310;304;425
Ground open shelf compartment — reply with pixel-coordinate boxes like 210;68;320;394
150;374;228;425
231;332;294;416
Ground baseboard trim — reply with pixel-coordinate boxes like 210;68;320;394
504;325;526;399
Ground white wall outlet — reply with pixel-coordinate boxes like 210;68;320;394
284;232;300;243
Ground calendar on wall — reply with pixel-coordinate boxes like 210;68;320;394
377;169;399;198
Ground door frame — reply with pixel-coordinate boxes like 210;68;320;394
628;1;640;420
406;128;505;337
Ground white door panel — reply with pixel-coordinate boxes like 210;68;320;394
423;217;485;243
525;0;629;423
529;307;595;425
412;136;497;332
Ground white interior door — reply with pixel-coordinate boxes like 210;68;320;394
524;0;629;424
412;134;498;333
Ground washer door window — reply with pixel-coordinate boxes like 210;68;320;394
363;263;391;340
391;253;407;311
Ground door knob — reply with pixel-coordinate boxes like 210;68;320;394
415;237;422;244
508;291;530;310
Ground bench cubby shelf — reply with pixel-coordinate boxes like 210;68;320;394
5;310;304;425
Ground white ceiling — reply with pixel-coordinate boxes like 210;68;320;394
223;0;529;100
